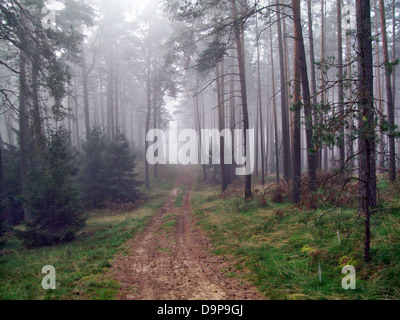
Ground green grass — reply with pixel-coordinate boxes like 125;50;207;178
191;172;400;300
0;165;177;300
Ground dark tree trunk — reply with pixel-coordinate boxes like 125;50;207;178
292;1;302;203
337;0;345;168
269;25;280;183
231;0;251;198
307;0;319;169
256;15;265;186
292;0;317;192
19;49;30;221
229;49;236;183
379;0;396;181
356;0;377;263
276;2;291;182
217;62;228;192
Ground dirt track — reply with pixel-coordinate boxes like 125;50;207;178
112;167;264;300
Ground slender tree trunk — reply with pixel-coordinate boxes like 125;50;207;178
374;0;385;169
5;112;15;146
115;66;119;133
18;49;30;221
337;0;345;168
107;51;114;138
346;31;355;170
145;53;151;191
256;14;265;186
308;0;319;169
230;49;236;182
292;3;302;203
319;0;326;170
67;85;72;136
292;0;317;192
99;76;105;129
73;75;80;151
392;0;396;102
276;2;291;182
81;51;90;139
153;89;159;179
379;0;396;181
356;0;377;263
217;62;228;192
231;0;251;198
270;25;280;183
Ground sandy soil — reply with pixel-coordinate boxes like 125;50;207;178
112;167;264;300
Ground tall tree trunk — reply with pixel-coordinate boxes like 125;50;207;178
231;0;251;198
269;25;280;183
379;0;396;181
67;85;72;137
346;30;356;170
356;0;377;263
31;58;45;149
99;76;105;129
5;112;15;146
292;0;317;192
153;89;159;179
115;66;119;133
107;51;114;138
307;0;319;169
145;53;151;191
217;62;228;192
81;51;90;139
230;49;236;183
374;0;385;169
18;49;30;221
319;0;326;170
276;1;291;182
73;75;80;151
292;2;302;203
392;0;396;103
256;14;265;186
337;0;345;168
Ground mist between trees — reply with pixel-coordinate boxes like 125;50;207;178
0;0;399;264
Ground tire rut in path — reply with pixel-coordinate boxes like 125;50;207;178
112;167;264;300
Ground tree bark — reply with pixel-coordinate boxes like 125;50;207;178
356;0;377;263
292;0;317;193
379;0;396;181
145;51;151;191
269;25;280;183
337;0;345;168
374;0;385;169
18;49;30;221
276;2;291;182
256;14;265;186
231;0;251;198
307;0;319;169
292;1;302;203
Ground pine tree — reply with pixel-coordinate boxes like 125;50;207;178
18;129;83;247
79;127;140;208
79;126;110;208
104;132;140;204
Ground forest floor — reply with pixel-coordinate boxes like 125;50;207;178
1;165;400;300
112;166;263;300
191;171;400;300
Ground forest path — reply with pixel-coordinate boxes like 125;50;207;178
112;166;264;300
